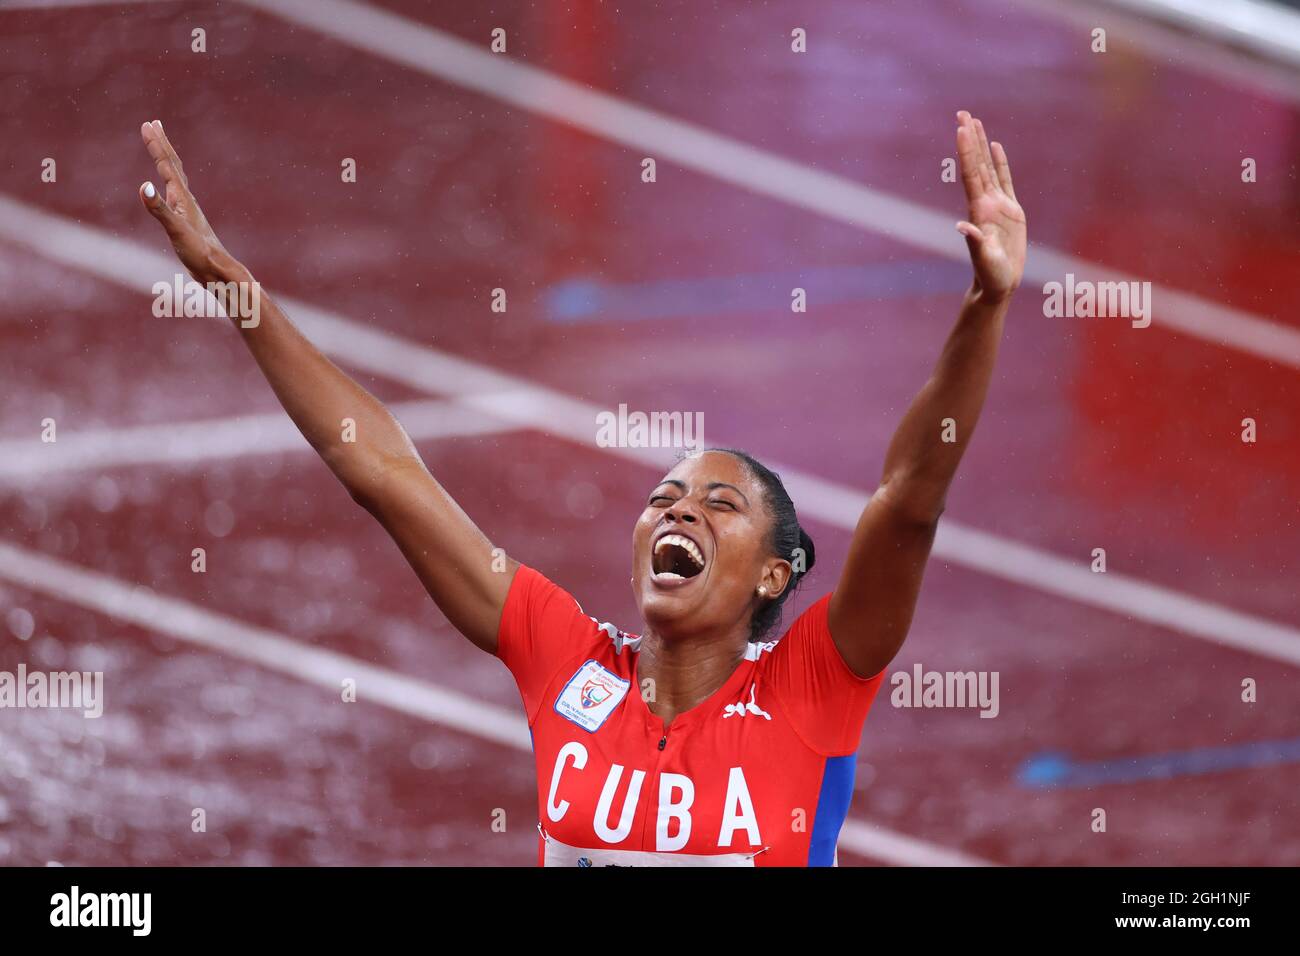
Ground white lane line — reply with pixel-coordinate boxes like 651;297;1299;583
3;193;1299;668
0;541;986;867
237;0;1300;370
1101;0;1300;69
838;819;995;868
0;541;530;749
0;399;516;479
934;521;1300;668
777;469;1300;669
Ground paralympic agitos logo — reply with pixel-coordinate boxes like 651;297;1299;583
581;676;615;709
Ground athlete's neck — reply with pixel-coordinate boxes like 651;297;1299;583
636;628;747;725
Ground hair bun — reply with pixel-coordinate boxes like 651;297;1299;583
796;527;816;575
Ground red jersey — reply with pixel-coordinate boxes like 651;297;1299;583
496;565;884;866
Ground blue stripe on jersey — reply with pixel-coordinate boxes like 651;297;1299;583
807;754;857;866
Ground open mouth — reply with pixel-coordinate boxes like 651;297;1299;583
652;533;706;582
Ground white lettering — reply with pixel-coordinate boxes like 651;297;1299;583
547;741;587;822
593;764;646;843
656;773;694;851
716;767;761;848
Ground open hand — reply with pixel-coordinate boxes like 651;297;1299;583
955;111;1026;302
138;120;233;283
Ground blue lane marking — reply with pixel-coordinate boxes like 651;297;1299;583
1018;737;1300;789
541;260;973;323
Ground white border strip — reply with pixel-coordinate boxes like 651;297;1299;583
2;193;1299;668
0;0;175;9
0;540;988;866
1011;0;1300;106
236;0;1300;370
1102;0;1300;69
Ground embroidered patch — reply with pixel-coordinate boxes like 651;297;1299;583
554;659;631;733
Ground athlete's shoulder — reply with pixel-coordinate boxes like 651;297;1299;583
513;565;639;638
499;565;643;722
501;564;642;661
753;592;834;665
758;591;885;756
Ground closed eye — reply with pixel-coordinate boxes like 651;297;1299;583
709;499;737;510
649;495;676;506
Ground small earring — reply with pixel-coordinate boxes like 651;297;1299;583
757;586;767;596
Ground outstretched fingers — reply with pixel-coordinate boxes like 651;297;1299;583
973;118;1000;194
990;140;1017;201
152;121;188;186
140;120;190;205
955;112;986;201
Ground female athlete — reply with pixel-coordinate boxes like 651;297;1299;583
137;111;1026;866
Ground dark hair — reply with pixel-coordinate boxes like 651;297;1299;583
695;447;816;642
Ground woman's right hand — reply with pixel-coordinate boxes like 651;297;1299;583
138;120;235;283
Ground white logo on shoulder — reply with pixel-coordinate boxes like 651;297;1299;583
723;685;771;720
555;660;631;733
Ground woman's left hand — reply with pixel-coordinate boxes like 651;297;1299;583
955;111;1027;302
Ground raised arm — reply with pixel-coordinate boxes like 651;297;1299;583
137;120;515;652
827;111;1027;677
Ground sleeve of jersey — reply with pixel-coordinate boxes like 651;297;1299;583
766;594;887;756
495;564;594;725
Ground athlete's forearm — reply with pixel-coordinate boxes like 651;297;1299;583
206;253;421;500
136;123;515;650
878;283;1010;522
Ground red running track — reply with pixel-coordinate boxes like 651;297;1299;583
0;0;1297;865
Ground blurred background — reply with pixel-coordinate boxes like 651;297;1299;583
0;0;1297;866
